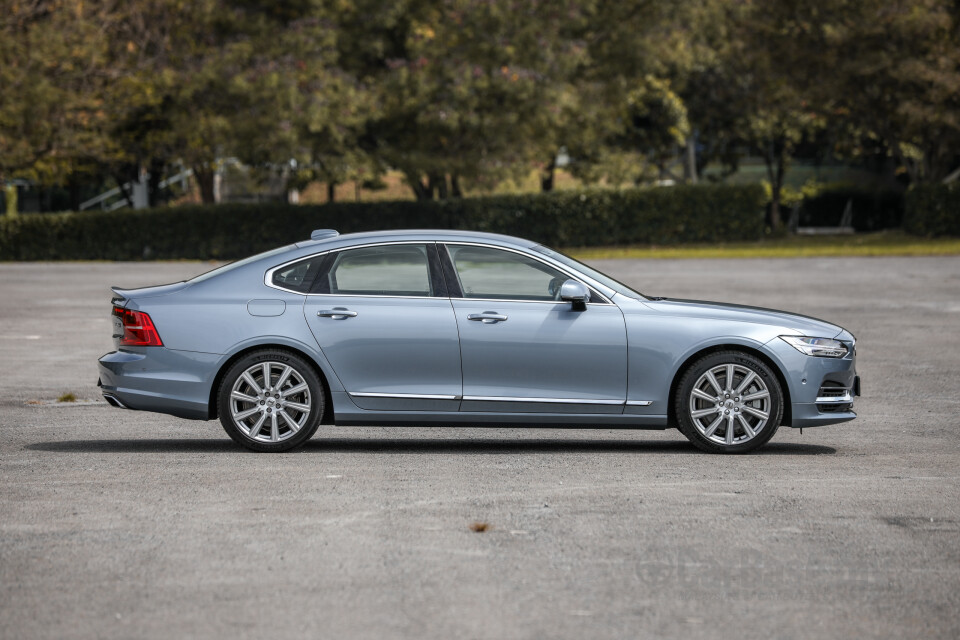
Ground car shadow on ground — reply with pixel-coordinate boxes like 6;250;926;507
25;438;836;456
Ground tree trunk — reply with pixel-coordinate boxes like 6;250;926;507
684;136;698;184
114;172;136;208
68;179;81;212
194;167;217;204
147;158;164;207
405;171;431;200
541;158;556;192
426;173;448;200
763;139;785;231
327;182;336;203
450;173;463;198
3;179;18;217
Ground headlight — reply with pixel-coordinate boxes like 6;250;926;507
780;336;848;358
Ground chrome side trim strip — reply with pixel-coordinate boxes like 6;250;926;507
462;395;624;405
349;392;655;406
349;392;461;400
815;393;854;404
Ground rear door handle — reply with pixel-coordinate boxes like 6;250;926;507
317;308;358;318
467;312;508;324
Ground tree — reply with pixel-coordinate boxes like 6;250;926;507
0;0;120;209
802;0;960;183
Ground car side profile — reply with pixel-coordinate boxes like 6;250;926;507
98;229;859;453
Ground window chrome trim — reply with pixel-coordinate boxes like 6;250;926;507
441;242;614;305
264;239;615;305
264;240;435;296
350;392;461;401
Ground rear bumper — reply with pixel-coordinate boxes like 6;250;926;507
98;348;220;420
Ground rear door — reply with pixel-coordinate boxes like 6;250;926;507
303;242;462;412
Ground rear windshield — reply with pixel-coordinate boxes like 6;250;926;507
189;245;295;283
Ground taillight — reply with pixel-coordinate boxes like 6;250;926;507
113;306;163;346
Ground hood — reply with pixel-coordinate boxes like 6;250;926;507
644;298;844;338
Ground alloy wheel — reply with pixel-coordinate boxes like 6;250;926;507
688;362;771;446
229;361;312;443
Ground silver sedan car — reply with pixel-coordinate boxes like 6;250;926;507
98;229;859;453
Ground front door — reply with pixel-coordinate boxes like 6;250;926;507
443;244;628;414
304;243;461;411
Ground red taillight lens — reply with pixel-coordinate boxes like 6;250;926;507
113;306;163;346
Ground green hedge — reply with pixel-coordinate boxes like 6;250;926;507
0;185;765;260
904;184;960;237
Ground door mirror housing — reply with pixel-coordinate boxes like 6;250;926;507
560;279;590;310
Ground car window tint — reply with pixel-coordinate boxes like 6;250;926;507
326;245;433;296
447;245;567;301
271;256;323;293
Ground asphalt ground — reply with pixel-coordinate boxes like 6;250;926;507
1;256;958;639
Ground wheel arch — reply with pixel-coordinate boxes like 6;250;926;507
667;343;792;428
207;341;338;424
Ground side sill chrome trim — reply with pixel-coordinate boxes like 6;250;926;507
815;393;854;404
462;395;624;405
348;393;657;406
349;392;461;400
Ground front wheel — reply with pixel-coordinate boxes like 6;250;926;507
675;351;783;454
217;350;325;452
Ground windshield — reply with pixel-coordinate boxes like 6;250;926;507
531;245;647;300
189;245;296;283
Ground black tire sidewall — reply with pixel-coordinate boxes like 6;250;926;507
675;351;783;454
217;350;324;452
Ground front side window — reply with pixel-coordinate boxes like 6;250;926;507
446;245;570;301
319;244;433;297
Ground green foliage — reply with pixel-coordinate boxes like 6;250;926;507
904;185;960;237
0;185;765;260
3;0;957;205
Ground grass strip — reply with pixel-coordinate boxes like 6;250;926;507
567;231;960;260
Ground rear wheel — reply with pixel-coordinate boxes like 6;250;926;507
675;351;783;454
217;350;324;452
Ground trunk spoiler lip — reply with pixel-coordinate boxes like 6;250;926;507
111;286;128;307
110;281;191;305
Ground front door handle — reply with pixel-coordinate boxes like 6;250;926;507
317;308;358;319
467;312;508;324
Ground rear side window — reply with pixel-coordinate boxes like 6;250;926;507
271;256;324;293
317;244;434;297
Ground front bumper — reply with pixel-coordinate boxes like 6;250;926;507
98;348;221;420
766;336;860;429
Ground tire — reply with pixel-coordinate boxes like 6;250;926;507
674;350;783;454
217;349;325;452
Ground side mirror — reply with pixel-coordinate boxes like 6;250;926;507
560;279;590;310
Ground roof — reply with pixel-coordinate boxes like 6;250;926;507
294;228;537;250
